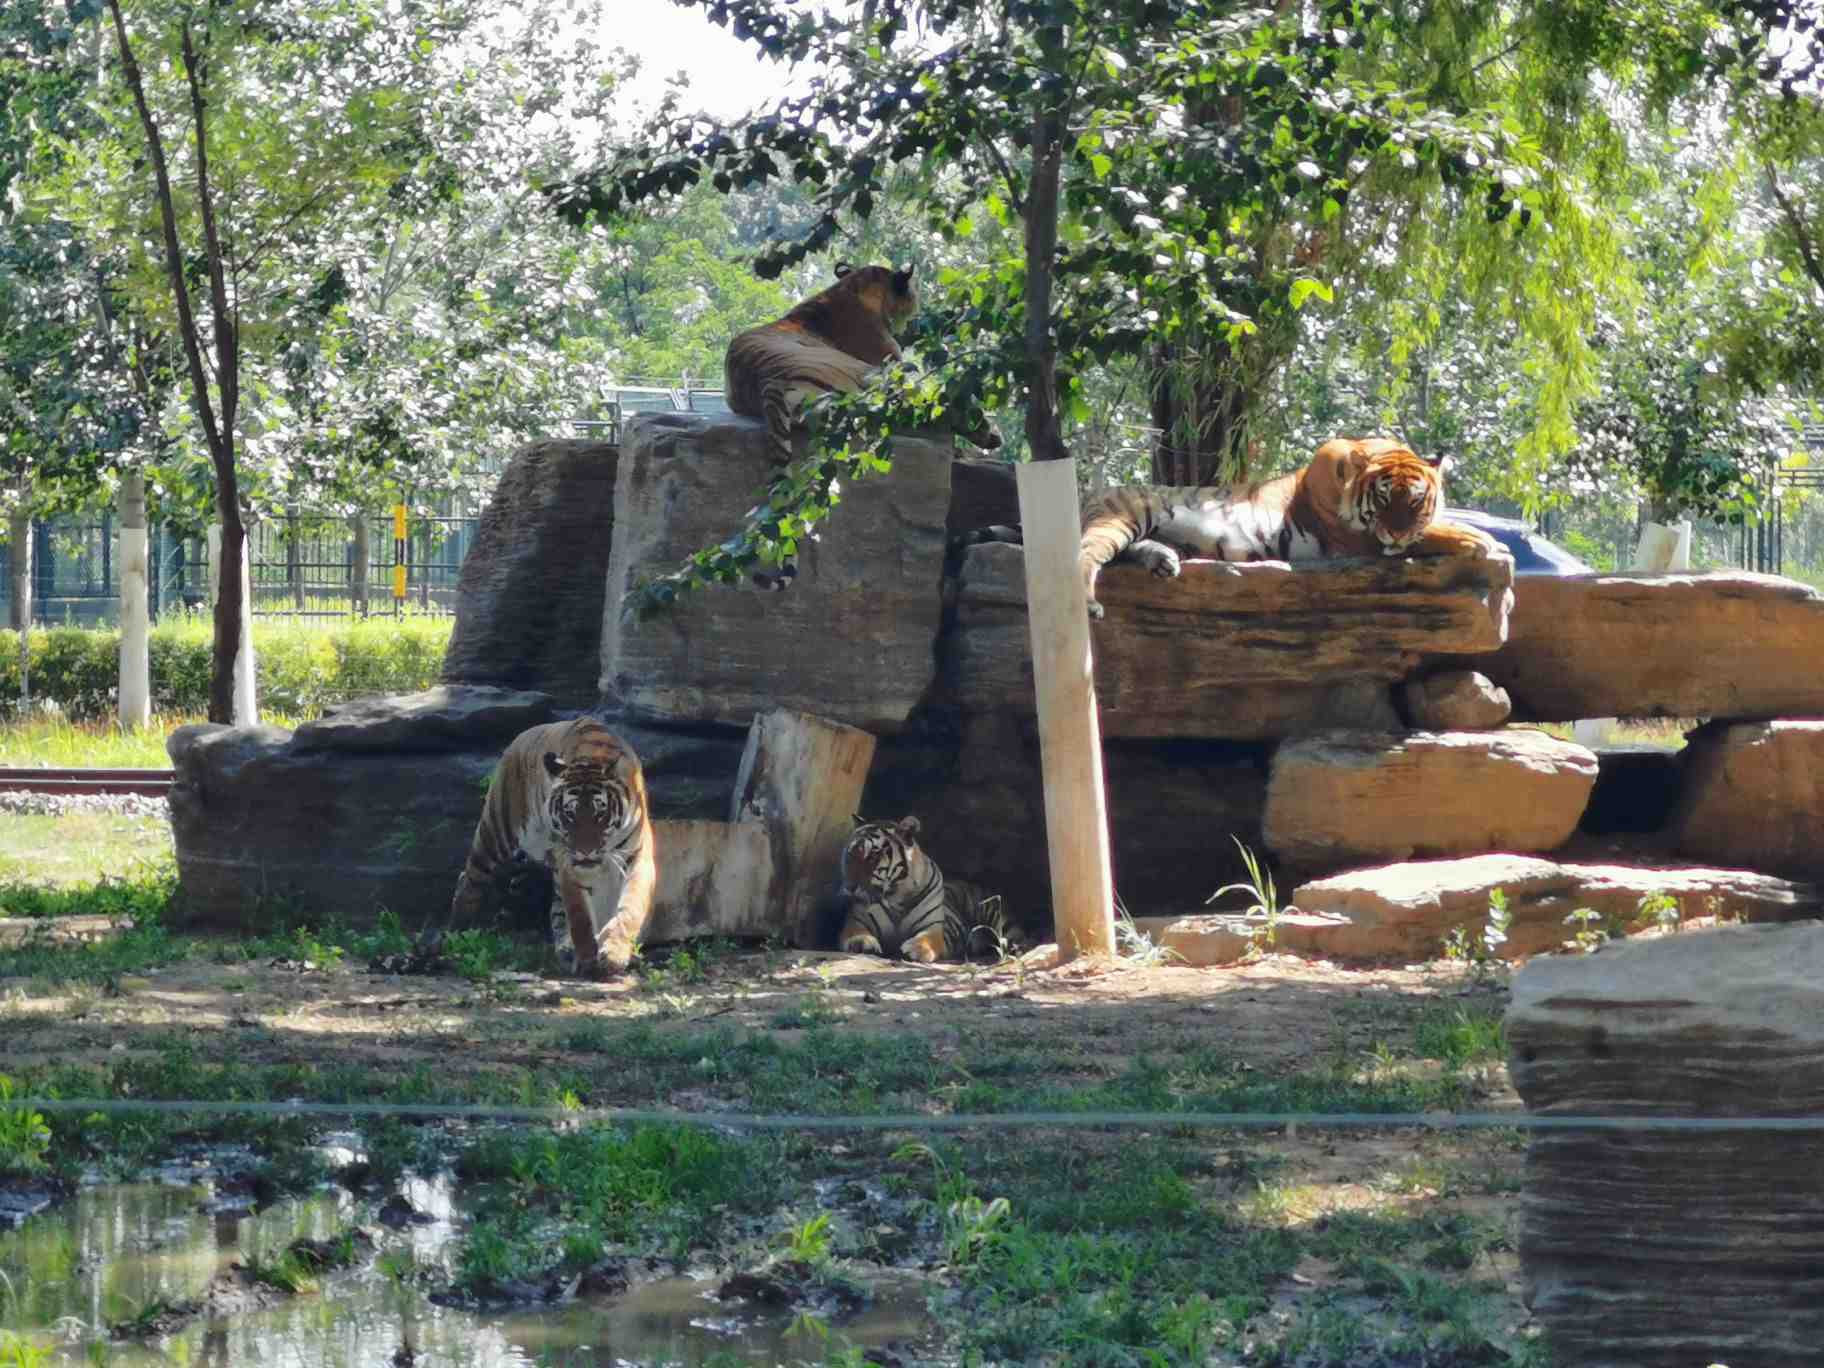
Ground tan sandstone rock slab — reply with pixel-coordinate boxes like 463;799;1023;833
1263;730;1597;871
1506;922;1824;1366
1482;570;1824;721
1671;720;1824;880
600;413;957;735
1129;912;1352;967
1400;668;1510;730
945;544;1514;740
1286;853;1822;961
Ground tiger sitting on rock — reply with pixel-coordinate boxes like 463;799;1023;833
837;815;1010;963
961;436;1500;618
724;261;1000;588
415;718;655;978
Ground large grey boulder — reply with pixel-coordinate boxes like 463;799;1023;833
440;439;618;708
1482;570;1824;721
600;413;957;735
1671;720;1824;880
1287;852;1821;960
166;687;748;931
1263;730;1598;872
944;544;1514;739
1507;923;1824;1366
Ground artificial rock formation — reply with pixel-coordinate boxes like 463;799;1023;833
167;686;749;932
1482;570;1824;721
1507;922;1824;1366
600;413;957;734
1578;744;1682;835
1262;730;1598;872
440;439;618;707
1671;719;1824;879
1285;852;1821;961
945;544;1515;739
1400;669;1511;730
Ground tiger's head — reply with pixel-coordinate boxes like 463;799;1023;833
840;814;926;898
789;261;918;356
1311;437;1446;554
543;741;644;877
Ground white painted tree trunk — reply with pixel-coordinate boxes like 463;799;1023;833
116;475;151;729
1017;458;1116;961
207;521;259;725
9;492;30;714
1573;519;1692;747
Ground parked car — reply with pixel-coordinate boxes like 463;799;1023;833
1443;507;1592;575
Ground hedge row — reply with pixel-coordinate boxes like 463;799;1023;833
0;614;455;720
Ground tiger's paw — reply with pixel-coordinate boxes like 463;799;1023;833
1133;543;1182;579
841;933;884;957
1086;598;1106;621
900;932;944;964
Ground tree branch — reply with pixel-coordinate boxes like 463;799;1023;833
180;21;238;437
1023;101;1066;464
1766;162;1824;299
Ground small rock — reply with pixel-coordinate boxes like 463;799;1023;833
1401;669;1511;730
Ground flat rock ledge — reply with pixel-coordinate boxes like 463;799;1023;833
1482;570;1824;721
599;413;957;735
1506;922;1824;1366
1671;719;1824;880
1283;853;1822;961
1263;730;1597;872
946;545;1514;740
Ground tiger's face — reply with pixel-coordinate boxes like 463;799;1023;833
841;815;922;898
543;751;640;877
1324;438;1445;553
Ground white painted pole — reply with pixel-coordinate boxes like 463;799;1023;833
1016;458;1116;962
116;474;151;729
231;531;257;726
1576;517;1694;747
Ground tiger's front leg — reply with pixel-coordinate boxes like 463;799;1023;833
899;927;945;964
1407;520;1501;561
838;899;886;957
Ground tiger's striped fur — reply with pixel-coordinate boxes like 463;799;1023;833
1073;437;1496;616
417;718;655;978
724;262;1000;590
838;815;1009;963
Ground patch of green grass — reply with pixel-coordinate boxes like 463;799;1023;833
0;1075;52;1175
0;1332;51;1368
453;1123;772;1289
0;908;192;986
0;812;173;892
1409;1001;1508;1070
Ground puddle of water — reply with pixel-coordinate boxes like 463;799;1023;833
0;1169;934;1366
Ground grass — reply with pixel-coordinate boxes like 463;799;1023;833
0;812;172;892
0;713;293;769
1534;716;1691;748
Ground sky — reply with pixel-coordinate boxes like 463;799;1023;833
613;0;806;121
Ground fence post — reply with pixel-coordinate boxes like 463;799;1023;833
350;515;369;617
10;479;30;715
117;474;151;730
392;504;407;618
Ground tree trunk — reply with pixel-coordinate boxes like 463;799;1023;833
350;514;369;617
1148;350;1249;486
8;491;30;633
1020;98;1115;963
117;473;151;729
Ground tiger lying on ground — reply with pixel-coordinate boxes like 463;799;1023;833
724;261;999;588
837;815;1010;963
962;437;1498;618
415;718;655;978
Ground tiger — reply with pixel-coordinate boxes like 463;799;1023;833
961;437;1498;618
415;718;656;978
837;815;1011;963
724;262;1000;588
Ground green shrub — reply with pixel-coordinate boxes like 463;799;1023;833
0;613;454;720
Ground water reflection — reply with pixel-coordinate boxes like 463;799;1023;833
0;1171;932;1366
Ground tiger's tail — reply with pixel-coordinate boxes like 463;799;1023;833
750;382;804;591
944;882;1010;961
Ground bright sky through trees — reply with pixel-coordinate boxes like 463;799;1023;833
616;0;801;119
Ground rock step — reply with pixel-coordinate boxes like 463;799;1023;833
1139;853;1822;965
1506;922;1824;1366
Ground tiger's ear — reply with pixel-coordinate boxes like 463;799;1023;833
543;752;567;779
850;812;866;828
834;262;854;278
891;264;914;294
895;815;922;838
